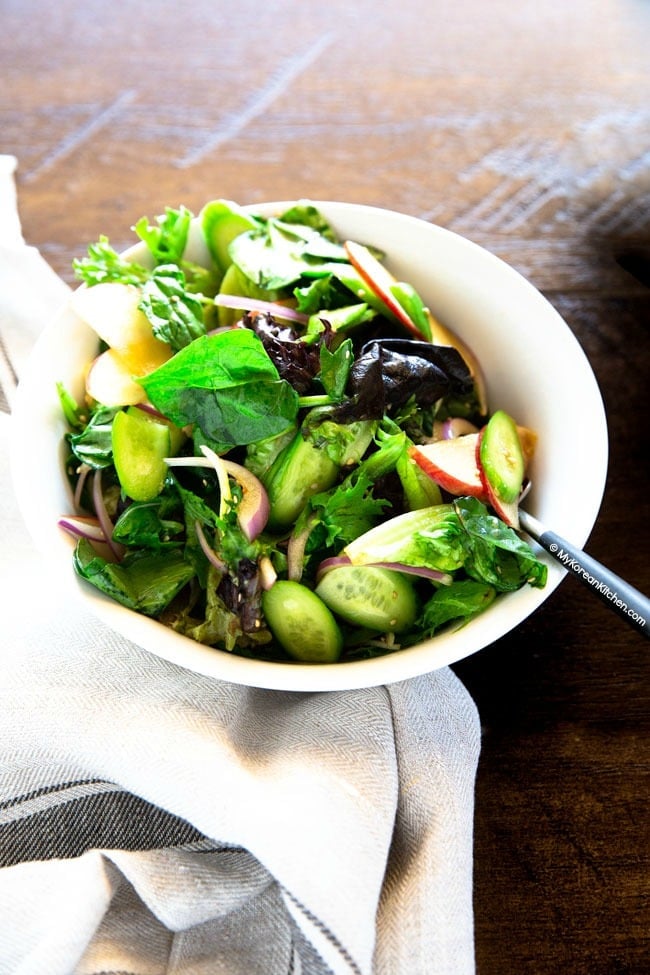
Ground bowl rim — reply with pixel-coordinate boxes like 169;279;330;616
10;200;608;691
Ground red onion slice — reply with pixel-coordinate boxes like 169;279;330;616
166;453;270;541
315;555;353;582
194;520;227;573
363;561;453;584
315;555;451;586
92;469;123;561
440;417;479;440
213;293;309;324
73;463;92;512
58;515;107;543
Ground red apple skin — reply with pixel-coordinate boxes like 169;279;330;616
344;240;425;339
475;429;520;529
408;436;489;500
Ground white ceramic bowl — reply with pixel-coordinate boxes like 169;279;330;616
10;202;608;690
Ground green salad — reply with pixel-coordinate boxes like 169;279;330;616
58;199;547;663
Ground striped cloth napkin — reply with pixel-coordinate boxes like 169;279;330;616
0;155;480;975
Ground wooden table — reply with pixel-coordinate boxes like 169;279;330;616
4;1;649;971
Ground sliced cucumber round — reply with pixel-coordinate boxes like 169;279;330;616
315;565;417;634
112;407;171;502
478;409;525;504
262;581;343;663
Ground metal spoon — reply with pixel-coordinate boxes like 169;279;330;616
519;510;650;638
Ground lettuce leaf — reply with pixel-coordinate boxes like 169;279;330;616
420;579;497;634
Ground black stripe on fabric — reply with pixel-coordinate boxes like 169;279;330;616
283;886;363;975
0;330;17;413
0;790;205;867
0;777;109;812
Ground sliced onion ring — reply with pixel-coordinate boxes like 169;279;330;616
194;520;227;573
92;469;123;561
315;555;353;582
165;453;270;541
58;515;107;543
315;555;451;586
213;293;309;324
440;417;479;440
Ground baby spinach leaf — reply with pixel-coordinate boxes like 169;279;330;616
229;216;347;291
276;202;339;241
294;274;350;313
454;496;548;591
67;406;120;468
187;379;299;452
73;538;194;616
139;330;299;449
112;498;184;550
140;330;277;399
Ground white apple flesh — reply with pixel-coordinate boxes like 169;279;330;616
85;348;148;407
71;281;172;405
408;435;488;500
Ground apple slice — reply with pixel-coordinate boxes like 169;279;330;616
344;240;488;414
71;281;172;375
344;240;424;338
478;465;520;529
408;434;488;500
85;349;148;407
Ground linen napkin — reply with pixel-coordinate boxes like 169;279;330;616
0;155;481;975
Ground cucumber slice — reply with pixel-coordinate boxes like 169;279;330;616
316;565;417;633
263;432;339;532
112;407;171;501
478;410;525;504
262;581;343;663
201;200;259;274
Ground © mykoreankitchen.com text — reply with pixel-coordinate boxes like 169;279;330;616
550;544;646;627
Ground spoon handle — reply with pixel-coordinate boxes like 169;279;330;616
519;511;650;638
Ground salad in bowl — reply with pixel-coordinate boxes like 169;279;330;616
12;200;607;689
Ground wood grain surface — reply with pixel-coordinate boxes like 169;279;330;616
3;1;649;971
